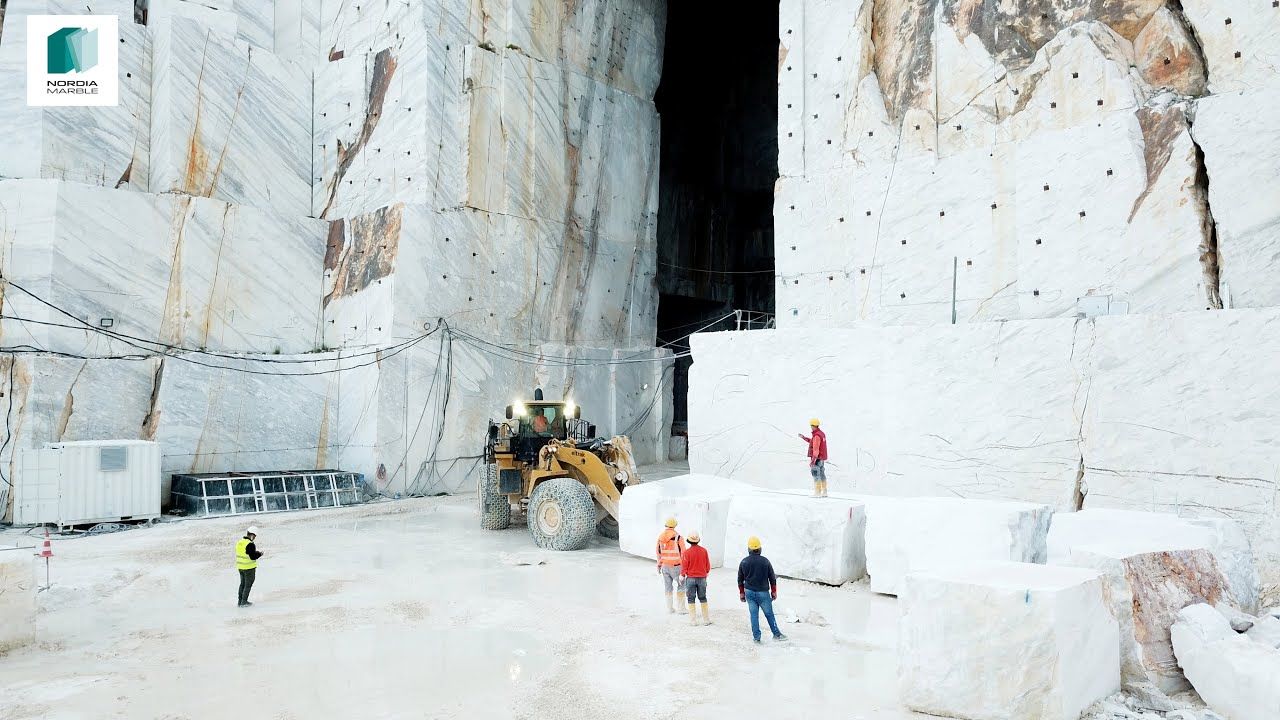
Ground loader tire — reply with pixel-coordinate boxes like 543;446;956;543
478;463;511;530
527;478;596;551
596;516;619;540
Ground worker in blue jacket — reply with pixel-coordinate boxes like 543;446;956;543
737;536;787;644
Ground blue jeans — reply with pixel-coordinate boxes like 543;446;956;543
745;589;782;641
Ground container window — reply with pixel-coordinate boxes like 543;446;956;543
99;446;128;472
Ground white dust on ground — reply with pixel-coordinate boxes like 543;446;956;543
0;495;926;720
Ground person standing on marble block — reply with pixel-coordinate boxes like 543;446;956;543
235;527;264;608
656;518;686;614
798;418;829;497
737;537;787;644
682;533;712;626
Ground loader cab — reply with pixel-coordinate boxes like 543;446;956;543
503;391;594;461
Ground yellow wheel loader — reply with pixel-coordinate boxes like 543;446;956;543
479;388;640;550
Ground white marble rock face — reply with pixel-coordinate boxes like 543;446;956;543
150;17;311;217
723;491;866;586
1181;0;1280;94
0;556;37;654
1048;509;1261;614
687;324;1085;509
1171;603;1280;720
865;497;1053;596
617;474;752;568
0;1;151;190
1192;87;1280;310
898;562;1120;720
0;181;327;356
1069;546;1236;693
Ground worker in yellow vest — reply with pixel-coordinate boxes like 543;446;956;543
655;517;686;613
236;526;264;608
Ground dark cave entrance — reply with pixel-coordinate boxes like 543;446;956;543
654;1;779;442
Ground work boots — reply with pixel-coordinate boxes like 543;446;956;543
816;481;828;498
665;592;676;614
687;602;699;625
699;602;712;626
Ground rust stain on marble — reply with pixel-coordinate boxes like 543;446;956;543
1130;104;1187;222
320;48;398;219
323;204;403;307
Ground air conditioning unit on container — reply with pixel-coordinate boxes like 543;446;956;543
12;440;162;528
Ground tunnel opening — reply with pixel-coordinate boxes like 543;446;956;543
654;1;779;443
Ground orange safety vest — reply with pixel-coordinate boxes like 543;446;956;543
656;528;685;567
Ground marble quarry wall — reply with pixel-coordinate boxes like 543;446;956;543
690;0;1280;581
0;0;671;515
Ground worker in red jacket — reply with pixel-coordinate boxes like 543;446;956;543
799;418;829;497
681;533;712;626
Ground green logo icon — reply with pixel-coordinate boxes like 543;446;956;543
47;27;98;74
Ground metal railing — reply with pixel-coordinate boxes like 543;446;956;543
734;309;775;331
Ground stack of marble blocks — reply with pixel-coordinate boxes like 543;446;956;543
0;0;673;503
620;477;1266;720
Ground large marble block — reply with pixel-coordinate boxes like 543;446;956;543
150;17;311;216
1069;546;1234;693
866;497;1053;596
1049;509;1261;614
0;1;150;190
723;491;866;586
0;555;37;654
899;562;1120;720
1192;88;1280;310
618;474;751;568
1171;603;1280;720
687;324;1084;509
0;181;327;356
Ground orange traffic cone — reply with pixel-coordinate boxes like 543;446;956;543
36;530;53;558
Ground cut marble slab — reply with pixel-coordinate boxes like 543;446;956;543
899;562;1120;720
723;491;866;586
1049;509;1261;614
0;555;36;654
1069;546;1234;693
1171;603;1280;720
618;474;751;568
866;497;1053;596
150;16;311;217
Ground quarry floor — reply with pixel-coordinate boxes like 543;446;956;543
0;464;927;720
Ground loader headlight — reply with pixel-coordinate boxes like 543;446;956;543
563;399;576;419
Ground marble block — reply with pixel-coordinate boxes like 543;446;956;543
865;497;1053;596
723;491;866;585
1049;509;1260;614
150;17;311;217
618;474;751;568
899;562;1119;720
1069;546;1234;693
0;555;37;655
1171;603;1280;720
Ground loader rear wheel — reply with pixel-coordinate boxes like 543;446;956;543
478;463;511;530
527;478;596;551
596;516;619;540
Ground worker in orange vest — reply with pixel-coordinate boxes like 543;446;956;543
681;532;712;626
655;517;686;613
799;418;829;497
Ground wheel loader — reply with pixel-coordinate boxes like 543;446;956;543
478;388;640;550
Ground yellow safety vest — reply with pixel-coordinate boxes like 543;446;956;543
235;538;257;570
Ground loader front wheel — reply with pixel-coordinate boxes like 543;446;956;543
527;478;596;551
478;463;511;530
596;516;619;540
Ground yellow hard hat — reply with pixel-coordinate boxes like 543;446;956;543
746;536;762;551
688;533;701;543
809;418;820;426
664;517;677;528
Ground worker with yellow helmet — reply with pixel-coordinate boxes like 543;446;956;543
655;517;687;614
737;536;787;644
798;417;829;497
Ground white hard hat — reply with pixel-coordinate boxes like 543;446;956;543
247;526;259;536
